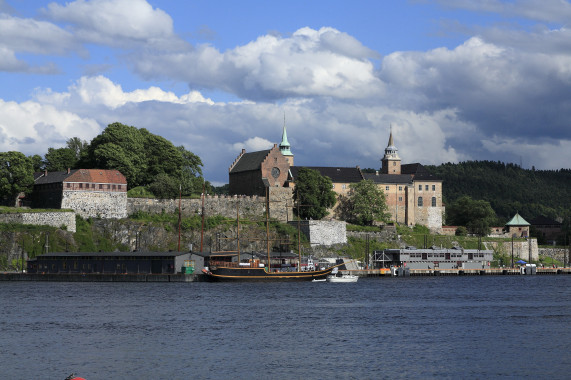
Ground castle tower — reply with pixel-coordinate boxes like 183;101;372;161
279;116;294;166
381;127;401;174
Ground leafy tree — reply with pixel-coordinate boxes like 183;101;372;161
0;152;34;202
28;154;43;171
177;145;204;196
447;196;496;236
148;173;180;199
346;180;390;225
43;147;77;171
293;168;336;220
81;123;204;192
81;123;147;186
66;137;89;160
455;226;468;236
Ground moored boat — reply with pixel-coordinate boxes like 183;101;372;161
202;259;341;282
326;274;359;283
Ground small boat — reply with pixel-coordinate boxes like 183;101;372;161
312;278;326;282
326;274;359;283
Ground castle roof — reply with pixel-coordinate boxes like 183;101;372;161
290;166;364;183
529;215;562;226
401;163;441;181
506;212;530;226
363;172;414;184
34;169;126;185
229;149;271;173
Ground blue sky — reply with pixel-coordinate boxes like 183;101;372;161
1;0;570;185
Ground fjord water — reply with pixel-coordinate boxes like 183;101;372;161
1;276;569;379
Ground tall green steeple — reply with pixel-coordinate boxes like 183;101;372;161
279;115;294;165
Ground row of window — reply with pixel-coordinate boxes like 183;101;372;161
418;197;437;207
333;184;438;193
66;183;122;190
419;184;436;191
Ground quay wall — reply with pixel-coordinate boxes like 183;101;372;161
0;212;76;232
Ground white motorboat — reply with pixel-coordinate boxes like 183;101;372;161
326;274;359;283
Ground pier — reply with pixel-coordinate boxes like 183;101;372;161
344;267;571;277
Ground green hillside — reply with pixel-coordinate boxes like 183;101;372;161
425;161;571;223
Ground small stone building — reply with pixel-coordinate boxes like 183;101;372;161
32;169;127;219
505;212;530;238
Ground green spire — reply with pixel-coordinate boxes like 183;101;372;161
279;115;293;156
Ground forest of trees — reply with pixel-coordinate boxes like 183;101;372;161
425;161;570;224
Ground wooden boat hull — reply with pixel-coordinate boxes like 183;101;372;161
204;265;335;282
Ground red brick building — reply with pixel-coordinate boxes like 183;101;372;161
229;144;290;196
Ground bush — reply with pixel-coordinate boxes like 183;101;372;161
127;186;155;198
455;226;468;236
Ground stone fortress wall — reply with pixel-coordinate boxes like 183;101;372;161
62;191;127;219
0;211;76;233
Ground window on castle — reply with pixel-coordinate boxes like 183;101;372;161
332;184;335;189
399;186;402;191
425;185;429;190
66;183;70;188
432;185;436;191
418;185;422;191
418;197;423;207
79;183;83;189
385;186;389;191
399;196;403;202
432;197;436;207
99;184;103;189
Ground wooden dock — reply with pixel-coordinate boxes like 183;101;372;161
344;267;571;277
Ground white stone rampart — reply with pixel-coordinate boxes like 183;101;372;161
62;191;127;219
0;212;76;232
291;220;347;246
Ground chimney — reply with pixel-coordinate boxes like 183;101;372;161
44;169;47;177
241;149;246;154
67;168;70;174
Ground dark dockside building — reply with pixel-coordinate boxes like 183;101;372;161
27;252;192;275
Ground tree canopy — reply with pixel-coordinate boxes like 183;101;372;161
80;122;203;193
293;168;336;220
346;180;390;225
446;195;497;236
426;161;570;222
0;152;34;202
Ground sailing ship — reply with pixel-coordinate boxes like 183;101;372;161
200;191;341;282
202;260;340;282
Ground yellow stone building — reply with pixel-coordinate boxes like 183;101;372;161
363;131;444;232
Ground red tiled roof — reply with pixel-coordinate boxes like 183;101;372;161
65;169;126;184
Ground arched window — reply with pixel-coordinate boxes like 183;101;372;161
418;197;423;207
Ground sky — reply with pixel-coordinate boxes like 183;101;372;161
1;0;570;186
